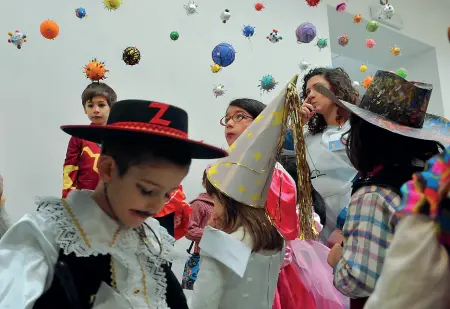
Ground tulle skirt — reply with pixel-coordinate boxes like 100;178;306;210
290;239;349;309
272;263;316;309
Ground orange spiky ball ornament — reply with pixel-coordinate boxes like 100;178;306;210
83;58;108;81
362;76;374;89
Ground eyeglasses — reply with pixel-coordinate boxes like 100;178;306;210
220;112;253;126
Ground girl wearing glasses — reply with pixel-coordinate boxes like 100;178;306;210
220;98;345;309
300;67;359;245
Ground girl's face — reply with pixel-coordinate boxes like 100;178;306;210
305;75;335;115
97;156;189;228
209;194;226;229
223;106;254;146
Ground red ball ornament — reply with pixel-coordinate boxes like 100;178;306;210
305;0;321;7
254;2;265;11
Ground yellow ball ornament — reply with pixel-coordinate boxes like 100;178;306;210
104;0;122;10
360;64;368;72
210;63;222;73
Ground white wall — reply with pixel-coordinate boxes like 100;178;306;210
0;0;332;221
323;0;450;118
392;48;444;116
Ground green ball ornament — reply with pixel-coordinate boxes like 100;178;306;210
366;20;379;32
395;68;408;78
170;31;179;41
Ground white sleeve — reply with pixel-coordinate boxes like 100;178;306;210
0;214;59;309
188;255;226;309
364;215;450;309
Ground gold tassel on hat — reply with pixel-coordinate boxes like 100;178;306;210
276;74;316;240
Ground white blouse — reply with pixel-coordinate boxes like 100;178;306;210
189;226;284;309
0;190;177;309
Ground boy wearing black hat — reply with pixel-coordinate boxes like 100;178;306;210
62;82;117;198
0;100;227;309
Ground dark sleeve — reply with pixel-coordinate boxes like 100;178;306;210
161;263;189;309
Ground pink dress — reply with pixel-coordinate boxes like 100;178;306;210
267;163;348;309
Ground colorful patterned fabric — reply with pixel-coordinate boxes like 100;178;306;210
397;148;450;249
182;253;200;290
333;186;400;298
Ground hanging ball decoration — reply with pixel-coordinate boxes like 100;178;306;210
336;1;347;12
352;81;360;89
395;68;408;78
382;3;395;19
259;75;278;93
362;76;374;89
354;14;363;23
267;29;283;43
296;22;317;43
210;63;222;73
8;30;27;49
213;84;226;98
305;0;321;7
366;20;379;32
360;64;368;72
242;25;255;38
220;9;231;23
448;27;450;42
212;43;236;67
365;38;376;48
299;61;310;71
254;2;265;11
122;47;141;66
75;7;87;19
316;38;328;50
390;45;401;56
337;34;349;46
184;1;198;15
84;58;108;81
170;31;179;41
40;20;59;40
104;0;122;10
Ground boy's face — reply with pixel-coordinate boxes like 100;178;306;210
84;96;110;125
98;156;189;228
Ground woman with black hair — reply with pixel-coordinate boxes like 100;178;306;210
299;67;359;244
320;71;449;309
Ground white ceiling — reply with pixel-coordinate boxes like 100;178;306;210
327;4;433;69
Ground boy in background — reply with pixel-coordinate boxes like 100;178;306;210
62;83;117;198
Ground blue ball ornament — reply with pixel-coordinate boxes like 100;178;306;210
75;7;87;19
211;43;236;67
242;25;255;38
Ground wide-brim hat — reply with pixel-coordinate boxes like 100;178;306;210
314;70;450;146
61;100;228;159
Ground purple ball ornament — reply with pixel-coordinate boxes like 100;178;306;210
296;22;317;44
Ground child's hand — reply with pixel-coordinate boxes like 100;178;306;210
327;229;344;249
327;243;343;268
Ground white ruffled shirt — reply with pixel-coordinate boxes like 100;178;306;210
189;226;284;309
0;190;176;309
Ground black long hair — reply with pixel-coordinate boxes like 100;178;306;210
227;98;266;118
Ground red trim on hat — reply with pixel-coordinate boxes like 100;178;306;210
109;122;188;138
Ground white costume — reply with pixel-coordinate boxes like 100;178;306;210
0;190;176;309
304;121;357;241
189;226;283;309
364;215;450;309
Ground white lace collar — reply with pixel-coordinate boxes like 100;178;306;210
35;190;176;309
